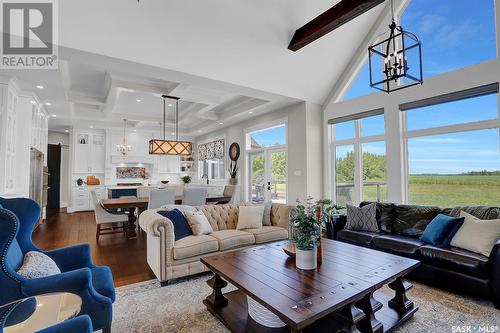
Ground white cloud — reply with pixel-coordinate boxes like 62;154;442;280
433;19;483;50
418;14;447;34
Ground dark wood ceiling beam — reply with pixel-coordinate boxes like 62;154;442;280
288;0;386;51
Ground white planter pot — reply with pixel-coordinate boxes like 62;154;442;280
296;248;317;270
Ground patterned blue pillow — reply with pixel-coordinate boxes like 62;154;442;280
345;203;379;232
157;209;192;241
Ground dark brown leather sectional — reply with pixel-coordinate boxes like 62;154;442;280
330;202;500;309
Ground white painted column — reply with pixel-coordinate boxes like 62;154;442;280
384;100;406;204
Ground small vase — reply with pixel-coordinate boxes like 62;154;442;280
296;248;317;270
229;177;238;185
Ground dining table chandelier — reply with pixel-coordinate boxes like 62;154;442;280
149;95;193;156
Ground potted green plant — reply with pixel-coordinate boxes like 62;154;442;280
291;198;321;270
316;199;344;226
180;175;192;184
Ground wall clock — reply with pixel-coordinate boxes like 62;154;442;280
229;142;240;161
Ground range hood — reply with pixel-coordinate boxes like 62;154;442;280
111;155;154;164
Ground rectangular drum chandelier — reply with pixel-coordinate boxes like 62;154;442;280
149;95;193;156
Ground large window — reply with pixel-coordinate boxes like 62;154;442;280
402;0;496;78
405;90;500;207
248;125;286;149
198;138;225;180
246;123;287;203
199;159;225;180
331;114;387;206
342;0;496;101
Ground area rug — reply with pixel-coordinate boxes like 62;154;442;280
112;275;499;333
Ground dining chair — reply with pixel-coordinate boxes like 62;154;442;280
137;186;153;199
148;189;176;209
182;187;208;206
90;190;128;241
215;185;235;204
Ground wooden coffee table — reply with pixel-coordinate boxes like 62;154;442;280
201;239;420;333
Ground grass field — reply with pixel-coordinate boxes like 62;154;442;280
274;175;500;208
348;175;500;208
408;174;500;207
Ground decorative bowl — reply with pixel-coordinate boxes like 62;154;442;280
282;243;296;258
160;180;170;184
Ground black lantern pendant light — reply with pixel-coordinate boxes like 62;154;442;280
149;95;193;156
368;0;423;93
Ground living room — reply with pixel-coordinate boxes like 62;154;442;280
0;0;499;332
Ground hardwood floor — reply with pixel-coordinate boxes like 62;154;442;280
33;209;155;287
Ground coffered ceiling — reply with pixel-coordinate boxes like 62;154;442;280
2;47;300;136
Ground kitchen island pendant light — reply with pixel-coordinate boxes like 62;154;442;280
149;95;192;156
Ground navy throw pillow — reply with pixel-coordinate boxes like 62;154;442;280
420;214;465;247
157;209;192;241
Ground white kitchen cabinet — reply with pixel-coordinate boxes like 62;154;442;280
91;134;105;173
157;155;180;173
73;131;105;174
71;185;106;212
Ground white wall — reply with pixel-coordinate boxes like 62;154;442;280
48;131;69;146
194;101;323;203
48;131;70;207
323;58;500;204
305;102;324;200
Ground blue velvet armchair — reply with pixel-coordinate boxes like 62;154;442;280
0;198;115;332
1;313;93;333
37;315;93;333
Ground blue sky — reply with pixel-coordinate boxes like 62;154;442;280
341;0;499;175
250;125;286;147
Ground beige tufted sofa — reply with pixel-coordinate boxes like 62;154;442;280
139;203;293;285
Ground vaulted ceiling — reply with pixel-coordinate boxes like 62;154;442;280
58;0;388;104
1;0;395;136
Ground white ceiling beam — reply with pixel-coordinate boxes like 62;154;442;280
170;84;225;105
111;78;179;95
195;105;219;121
101;86;122;118
67;92;106;106
216;99;268;120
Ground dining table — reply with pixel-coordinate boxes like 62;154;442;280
100;195;232;239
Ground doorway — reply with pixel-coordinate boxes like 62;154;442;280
247;123;287;204
47;144;61;209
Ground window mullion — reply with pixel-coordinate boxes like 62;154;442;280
331;143;337;202
354;120;363;204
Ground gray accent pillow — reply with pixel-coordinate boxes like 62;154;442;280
17;251;61;279
262;201;272;226
345;203;379;232
244;201;272;226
